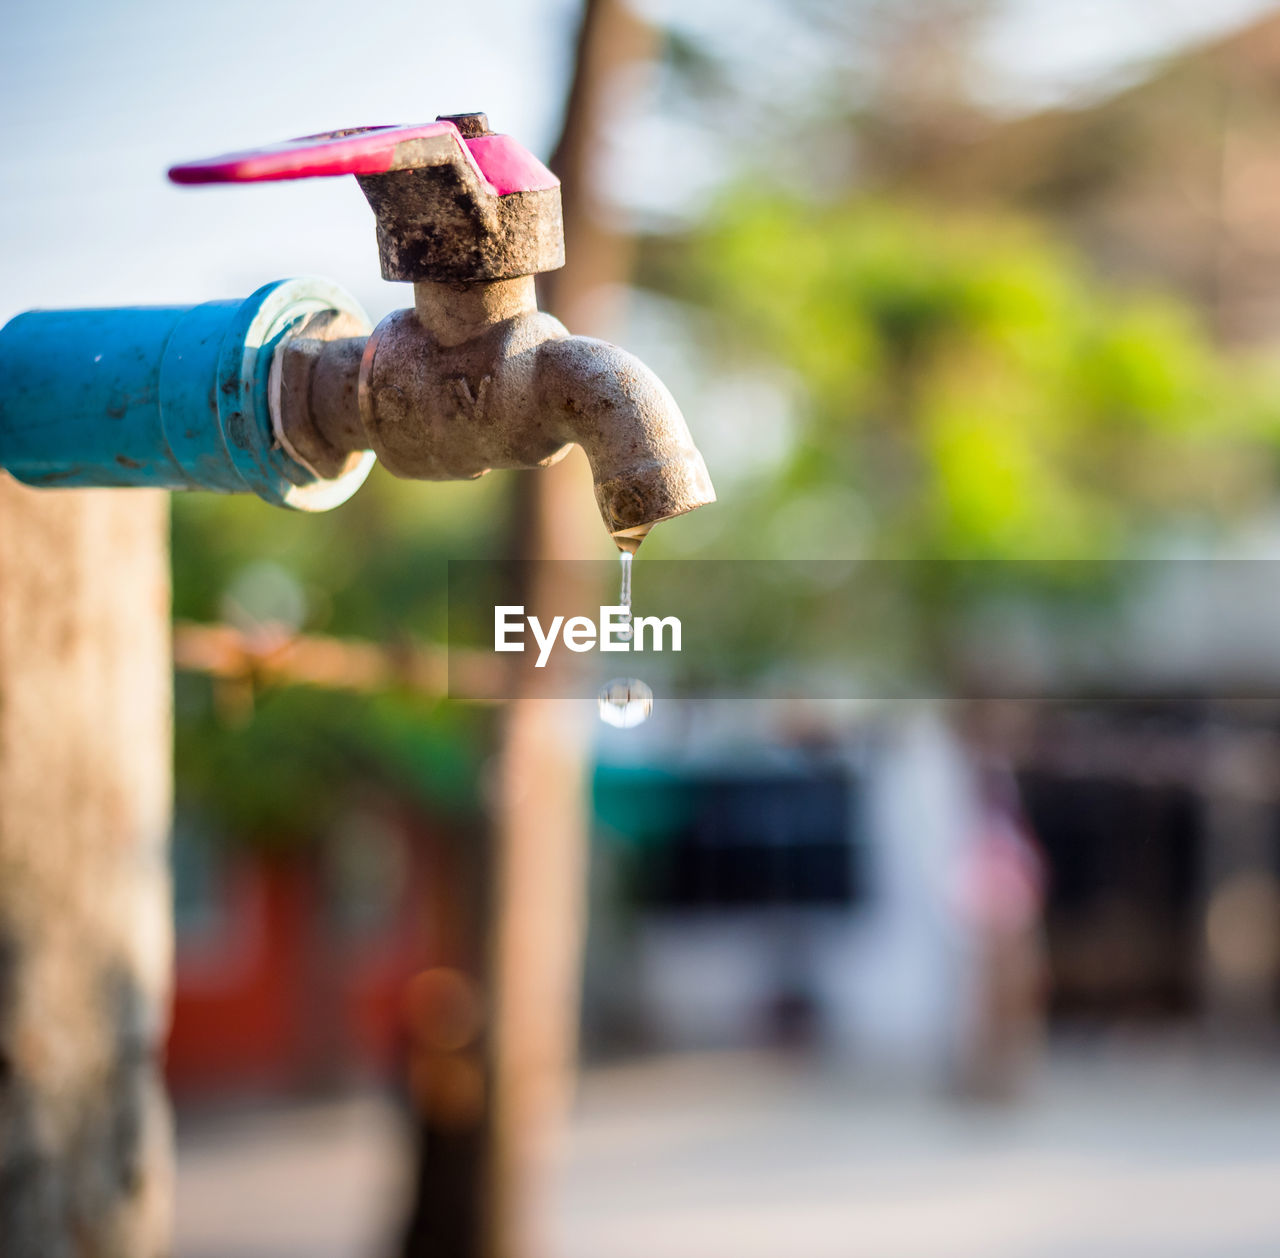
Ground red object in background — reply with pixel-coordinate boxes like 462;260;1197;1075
167;860;306;1092
166;823;436;1096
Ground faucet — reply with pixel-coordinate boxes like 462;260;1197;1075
0;113;715;545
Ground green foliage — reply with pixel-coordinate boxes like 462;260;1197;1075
661;193;1274;560
171;465;507;636
172;464;509;846
621;189;1280;692
175;677;491;847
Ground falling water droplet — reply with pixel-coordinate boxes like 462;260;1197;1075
616;549;633;643
602;531;650;725
597;678;653;728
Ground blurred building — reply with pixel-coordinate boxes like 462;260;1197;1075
585;561;1280;1080
587;711;1049;1092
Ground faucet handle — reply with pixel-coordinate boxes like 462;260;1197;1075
169;117;564;285
168;120;557;194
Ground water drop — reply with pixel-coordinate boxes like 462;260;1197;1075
601;536;649;725
612;524;650;555
597;678;653;728
616;549;633;643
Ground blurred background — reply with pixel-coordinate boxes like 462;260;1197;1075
10;1;1280;1255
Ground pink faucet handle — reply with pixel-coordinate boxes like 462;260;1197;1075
168;119;558;197
169;114;564;283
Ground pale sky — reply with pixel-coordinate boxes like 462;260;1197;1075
2;0;1277;327
0;0;581;323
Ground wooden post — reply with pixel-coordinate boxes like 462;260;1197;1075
0;477;172;1256
398;5;659;1254
487;4;658;1257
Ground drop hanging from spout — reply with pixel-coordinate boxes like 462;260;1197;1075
598;536;651;727
613;524;651;555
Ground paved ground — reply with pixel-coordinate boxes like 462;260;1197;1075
175;1046;1280;1258
174;1093;410;1258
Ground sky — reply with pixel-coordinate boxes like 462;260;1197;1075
0;0;581;323
2;0;1278;326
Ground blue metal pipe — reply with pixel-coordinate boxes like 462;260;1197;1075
0;278;374;511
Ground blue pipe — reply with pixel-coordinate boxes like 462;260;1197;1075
0;278;373;511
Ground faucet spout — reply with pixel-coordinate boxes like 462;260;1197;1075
279;276;716;545
537;336;716;544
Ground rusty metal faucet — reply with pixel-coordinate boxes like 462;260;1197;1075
171;113;716;544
